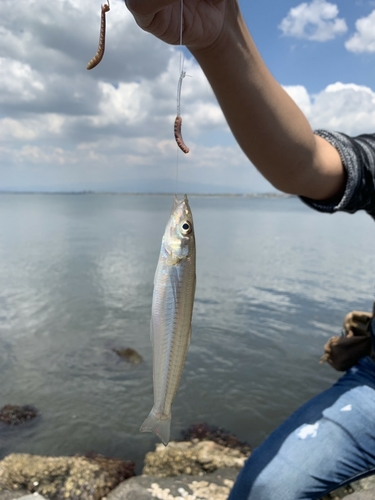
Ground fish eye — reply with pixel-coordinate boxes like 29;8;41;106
180;221;192;235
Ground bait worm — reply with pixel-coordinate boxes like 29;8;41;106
174;115;190;154
87;0;110;70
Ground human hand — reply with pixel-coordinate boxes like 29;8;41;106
124;0;230;51
343;310;372;336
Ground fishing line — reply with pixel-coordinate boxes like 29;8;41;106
179;0;184;76
175;0;190;193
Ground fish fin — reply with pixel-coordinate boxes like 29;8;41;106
140;410;171;446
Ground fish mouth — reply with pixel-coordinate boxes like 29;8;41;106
173;193;188;207
171;194;191;218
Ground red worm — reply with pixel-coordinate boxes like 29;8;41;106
174;115;190;154
87;0;110;70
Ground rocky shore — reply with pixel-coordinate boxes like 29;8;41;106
0;440;244;500
0;438;375;500
1;410;374;500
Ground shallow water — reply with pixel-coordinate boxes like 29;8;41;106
0;193;374;470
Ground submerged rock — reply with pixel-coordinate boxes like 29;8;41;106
113;347;143;365
106;467;238;500
142;440;249;477
181;422;252;455
0;453;135;500
0;405;40;426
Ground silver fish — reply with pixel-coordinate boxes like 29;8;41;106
140;194;196;446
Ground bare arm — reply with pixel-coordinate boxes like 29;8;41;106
125;0;346;200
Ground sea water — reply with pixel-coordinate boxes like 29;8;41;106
0;193;374;470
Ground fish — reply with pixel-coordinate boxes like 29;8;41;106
140;194;196;446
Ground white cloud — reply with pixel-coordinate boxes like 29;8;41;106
1;0;257;193
345;10;375;53
284;82;375;136
1;0;373;194
96;82;147;125
279;0;347;42
311;83;375;134
0;118;38;141
0;59;45;103
283;85;312;116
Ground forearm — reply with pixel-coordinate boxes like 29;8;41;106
189;7;345;200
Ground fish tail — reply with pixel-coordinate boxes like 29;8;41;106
140;409;171;446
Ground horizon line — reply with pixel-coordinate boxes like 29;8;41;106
0;190;293;197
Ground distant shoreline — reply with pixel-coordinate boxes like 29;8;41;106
0;191;295;198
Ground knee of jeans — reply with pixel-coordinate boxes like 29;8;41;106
247;473;293;500
246;474;281;500
245;456;309;500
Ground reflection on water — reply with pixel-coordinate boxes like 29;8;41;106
0;194;374;469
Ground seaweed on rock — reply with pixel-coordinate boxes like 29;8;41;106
181;422;252;455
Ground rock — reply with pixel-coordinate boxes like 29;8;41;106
17;495;47;500
321;474;375;499
107;467;238;500
321;485;355;500
0;405;40;426
0;490;30;500
113;348;143;365
181;422;251;455
344;491;375;500
142;440;249;477
0;453;135;500
350;475;375;493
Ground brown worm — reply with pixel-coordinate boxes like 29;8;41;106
87;0;110;70
174;115;189;154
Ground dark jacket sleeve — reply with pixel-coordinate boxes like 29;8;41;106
300;130;375;218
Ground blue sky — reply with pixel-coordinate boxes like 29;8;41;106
247;0;375;92
1;0;375;193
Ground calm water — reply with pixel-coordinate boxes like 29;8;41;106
1;193;375;471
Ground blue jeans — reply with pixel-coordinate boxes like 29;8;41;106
228;356;375;500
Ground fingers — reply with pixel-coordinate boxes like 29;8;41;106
125;0;177;18
125;0;179;34
343;310;372;335
323;335;340;355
